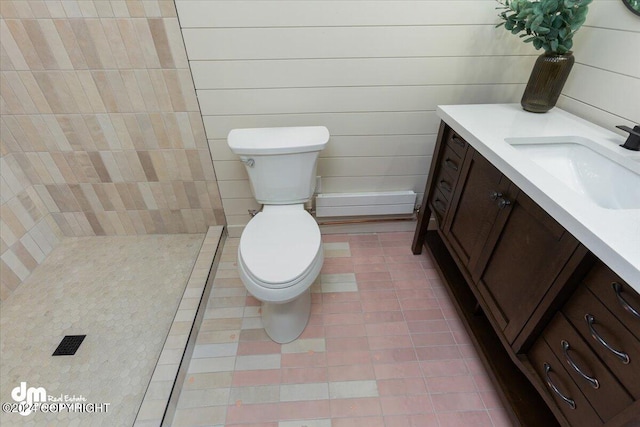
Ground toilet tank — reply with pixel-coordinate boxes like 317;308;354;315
227;126;330;204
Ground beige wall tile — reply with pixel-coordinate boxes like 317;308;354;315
148;69;173;111
163;69;186;111
61;1;83;18
1;73;24;114
150;113;171;148
103;184;126;211
95;1;115;18
84;115;110;150
111;115;134;149
22;19;57;69
134;19;161;68
4;19;43;70
176;112;195;148
93;184;115;211
27;1;50;18
136;113;158;149
50;152;76;183
0;44;15;72
100;151;124;182
4;71;37;114
148;18;174;68
88;151;112;182
159;1;176;17
127;0;146;18
121;70;146;112
13;116;46;152
127;183;148;209
38;19;73;69
185;150;205;181
85;211;105;235
53;19;88;69
76;71;106;112
0;1;19;18
91;70;119;112
1;259;21;300
1;19;29;70
69;19;102;68
44;1;66;19
79;183;105;212
105;70;133;112
61;72;92;112
78;1;99;18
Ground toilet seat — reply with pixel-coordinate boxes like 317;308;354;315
238;205;322;289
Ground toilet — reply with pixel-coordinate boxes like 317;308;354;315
227;126;330;343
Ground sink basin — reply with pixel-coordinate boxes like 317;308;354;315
507;137;640;210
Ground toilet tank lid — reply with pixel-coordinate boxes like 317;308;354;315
228;126;329;155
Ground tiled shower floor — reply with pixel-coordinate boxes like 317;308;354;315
0;234;207;427
172;232;514;427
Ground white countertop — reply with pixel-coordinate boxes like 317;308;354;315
437;104;640;291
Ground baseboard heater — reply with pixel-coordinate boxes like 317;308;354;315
315;191;417;218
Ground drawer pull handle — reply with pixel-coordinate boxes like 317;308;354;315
585;314;630;364
544;363;576;409
489;191;503;201
444;159;458;171
439;180;452;193
452;136;465;148
434;199;446;212
613;282;640;319
561;340;600;389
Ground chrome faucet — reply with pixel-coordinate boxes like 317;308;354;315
617;125;640;151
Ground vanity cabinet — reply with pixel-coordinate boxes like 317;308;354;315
413;121;640;426
433;135;583;348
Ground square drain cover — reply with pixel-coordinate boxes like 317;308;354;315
52;335;86;356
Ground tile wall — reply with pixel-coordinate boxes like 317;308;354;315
0;0;225;301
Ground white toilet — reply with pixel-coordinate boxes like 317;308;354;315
227;126;330;343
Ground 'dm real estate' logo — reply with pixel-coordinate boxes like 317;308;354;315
2;382;110;417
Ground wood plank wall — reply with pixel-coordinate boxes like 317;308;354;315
175;0;639;231
558;1;640;130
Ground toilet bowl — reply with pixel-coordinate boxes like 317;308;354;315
227;126;329;343
237;205;323;343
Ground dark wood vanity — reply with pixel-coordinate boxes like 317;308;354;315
413;121;640;426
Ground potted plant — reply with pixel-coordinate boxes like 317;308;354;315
496;0;592;112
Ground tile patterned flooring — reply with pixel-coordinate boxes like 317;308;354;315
173;232;514;427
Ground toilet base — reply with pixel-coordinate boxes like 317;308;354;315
261;289;311;344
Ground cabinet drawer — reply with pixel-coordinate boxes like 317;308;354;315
439;143;463;177
563;286;640;399
430;188;449;227
445;128;468;158
529;336;602;426
433;167;456;201
585;263;640;341
543;313;633;422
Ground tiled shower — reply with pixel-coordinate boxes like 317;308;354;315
0;0;224;300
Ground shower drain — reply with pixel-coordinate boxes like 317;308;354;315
52;335;86;356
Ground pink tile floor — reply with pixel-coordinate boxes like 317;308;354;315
173;232;515;427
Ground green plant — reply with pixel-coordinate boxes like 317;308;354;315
496;0;592;54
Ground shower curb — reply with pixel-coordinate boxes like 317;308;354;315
133;226;226;427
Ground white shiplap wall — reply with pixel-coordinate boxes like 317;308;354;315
175;0;637;231
558;1;640;130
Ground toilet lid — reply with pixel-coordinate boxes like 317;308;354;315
239;209;321;286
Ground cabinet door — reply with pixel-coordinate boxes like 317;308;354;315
443;150;510;271
473;187;580;343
